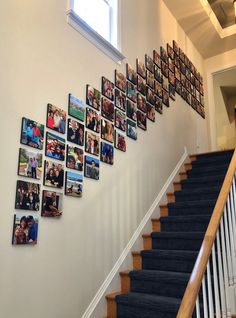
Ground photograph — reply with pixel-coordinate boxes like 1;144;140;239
84;155;99;180
20;117;44;150
146;87;155;105
101;118;114;143
126;63;137;84
46;104;66;134
126;119;137;140
102;76;114;101
145;54;154;73
101;97;114;122
146;103;155;122
180;61;186;75
161;61;169;78
126;99;137;121
155;96;163;114
175;80;182;95
200;95;205;107
162;90;170;107
115;131;126;152
44;160;64;189
154;81;163;98
137;75;146;96
186;79;191;93
186;68;191;81
167;43;174;60
65;171;83;197
137;93;147;113
86;107;101;133
85;131;100;156
115;109;126;132
136;59;146;79
41;190;62;217
115;70;126;92
115;89;126;112
168;57;175;73
154;65;163;83
160;46;168;63
162;76;169;92
66;145;83;172
169;71;175;86
18;148;43;180
173;40;179;55
86;85;101;110
67;118;84;146
174;55;180;69
126;81;137;103
15;180;40;211
153;50;161;68
137;110;147;131
45;132;65;161
186;92;191;105
68;94;85;122
181;86;187;101
100;142;114;165
146;70;155;89
181;73;186;88
169;84;176;101
12;213;39;245
179;48;185;62
175;67;181;82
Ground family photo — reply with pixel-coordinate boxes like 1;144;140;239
85;132;100;156
46;104;66;134
15;180;40;211
101;97;114;122
115;89;126;112
67;119;84;146
126;63;137;85
101;119;114;143
126;81;137;103
86;107;101;133
136;59;146;79
44;160;64;189
115;109;126;132
137;75;146;96
66;145;84;172
65;171;83;197
101;142;114;165
102;76;114;101
115;70;126;92
18;148;43;180
137;110;147;131
145;54;154;73
86;85;101;110
126;100;137;121
12;213;39;245
115;131;126;152
45;132;65;161
21;117;44;150
41;190;62;217
147;103;155;122
68;93;85;122
84;155;99;180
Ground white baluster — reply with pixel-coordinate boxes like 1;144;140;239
202;275;209;318
226;195;236;285
212;242;221;318
231;178;236;256
196;295;201;318
207;261;214;318
223;206;234;286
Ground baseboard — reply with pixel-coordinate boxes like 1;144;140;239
81;148;188;318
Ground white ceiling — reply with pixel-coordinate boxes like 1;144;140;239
163;0;236;58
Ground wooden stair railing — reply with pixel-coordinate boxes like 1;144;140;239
176;149;236;318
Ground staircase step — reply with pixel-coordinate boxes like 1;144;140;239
151;232;205;251
160;215;211;232
116;292;181;318
192;156;232;168
181;175;225;190
168;200;215;216
187;164;229;178
174;186;220;202
141;249;198;273
194;149;233;161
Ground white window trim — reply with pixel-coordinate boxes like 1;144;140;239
67;0;125;63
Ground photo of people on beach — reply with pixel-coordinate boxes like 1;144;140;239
66;145;83;172
12;213;39;245
115;89;126;112
44;160;64;189
65;171;83;197
46;104;66;134
101;119;114;143
41;190;62;217
136;59;146;79
85;131;100;156
115;70;126;92
100;142;114;165
115;131;126;152
67;119;84;146
126;63;137;85
86;85;101;110
20;117;44;150
68;94;85;122
84;155;99;180
15;180;40;211
45;132;65;161
18;148;43;180
86;107;101;133
126;119;137;140
101;97;114;122
102;76;114;101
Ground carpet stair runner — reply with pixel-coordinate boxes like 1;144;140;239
106;149;234;318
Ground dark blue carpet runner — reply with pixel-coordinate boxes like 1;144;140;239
115;150;234;318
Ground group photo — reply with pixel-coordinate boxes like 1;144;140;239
21;117;44;150
45;132;66;161
44;160;64;189
46;104;66;134
18;148;43;179
12;213;38;245
15;181;40;211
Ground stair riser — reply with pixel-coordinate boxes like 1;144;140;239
192;157;231;167
117;305;177;318
152;238;203;251
161;222;209;232
188;168;228;178
142;258;196;273
181;181;223;189
168;207;214;216
195;152;233;161
175;192;218;202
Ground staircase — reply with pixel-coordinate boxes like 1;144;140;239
106;149;234;318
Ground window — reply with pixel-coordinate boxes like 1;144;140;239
67;0;125;63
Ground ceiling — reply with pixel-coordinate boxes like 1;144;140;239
208;0;235;28
163;0;236;58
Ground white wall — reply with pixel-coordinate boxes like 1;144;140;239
0;1;208;318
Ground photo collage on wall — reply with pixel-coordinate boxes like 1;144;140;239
13;39;205;246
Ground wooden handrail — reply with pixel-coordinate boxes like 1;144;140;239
176;148;236;318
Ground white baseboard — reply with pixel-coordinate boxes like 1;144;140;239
81;147;188;318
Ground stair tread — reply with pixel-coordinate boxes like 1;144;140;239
181;174;225;183
151;231;205;239
130;269;190;282
168;199;216;208
141;249;199;259
175;186;220;194
160;215;211;222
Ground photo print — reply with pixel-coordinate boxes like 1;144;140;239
160;46;168;63
169;71;175;87
162;90;170;107
115;131;126;152
45;132;65;161
136;59;146;79
145;54;154;73
169;84;176;101
162;76;169;92
186;68;191;81
20;117;44;150
181;87;187;101
86;85;101;111
146;87;155;105
115;109;126;132
137;110;147;131
126;63;137;85
179;48;185;62
100;142;114;165
181;73;186;88
44;160;64;189
86;107;101;133
46;104;66;134
65;171;83;197
137;75;146;96
68;94;85;122
126;81;137;103
85;131;100;156
154;65;163;83
154;81;163;98
146;70;155;89
146;103;155;122
167;43;174;60
66;145;83;172
84;155;99;180
186;92;191;106
126;99;137;121
155;96;163;114
173;40;179;55
174;55;180;69
180;61;186;75
102;76;114;101
175;80;182;95
153;50;161;68
115;89;126;112
126;119;137;140
41;190;62;217
12;213;39;245
18;148;43;180
67;118;84;146
115;70;126;92
15;180;40;211
168;57;175;73
175;67;181;82
101;118;114;143
137;93;147;113
101;97;114;122
161;61;169;78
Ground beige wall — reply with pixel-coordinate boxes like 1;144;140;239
0;1;208;318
